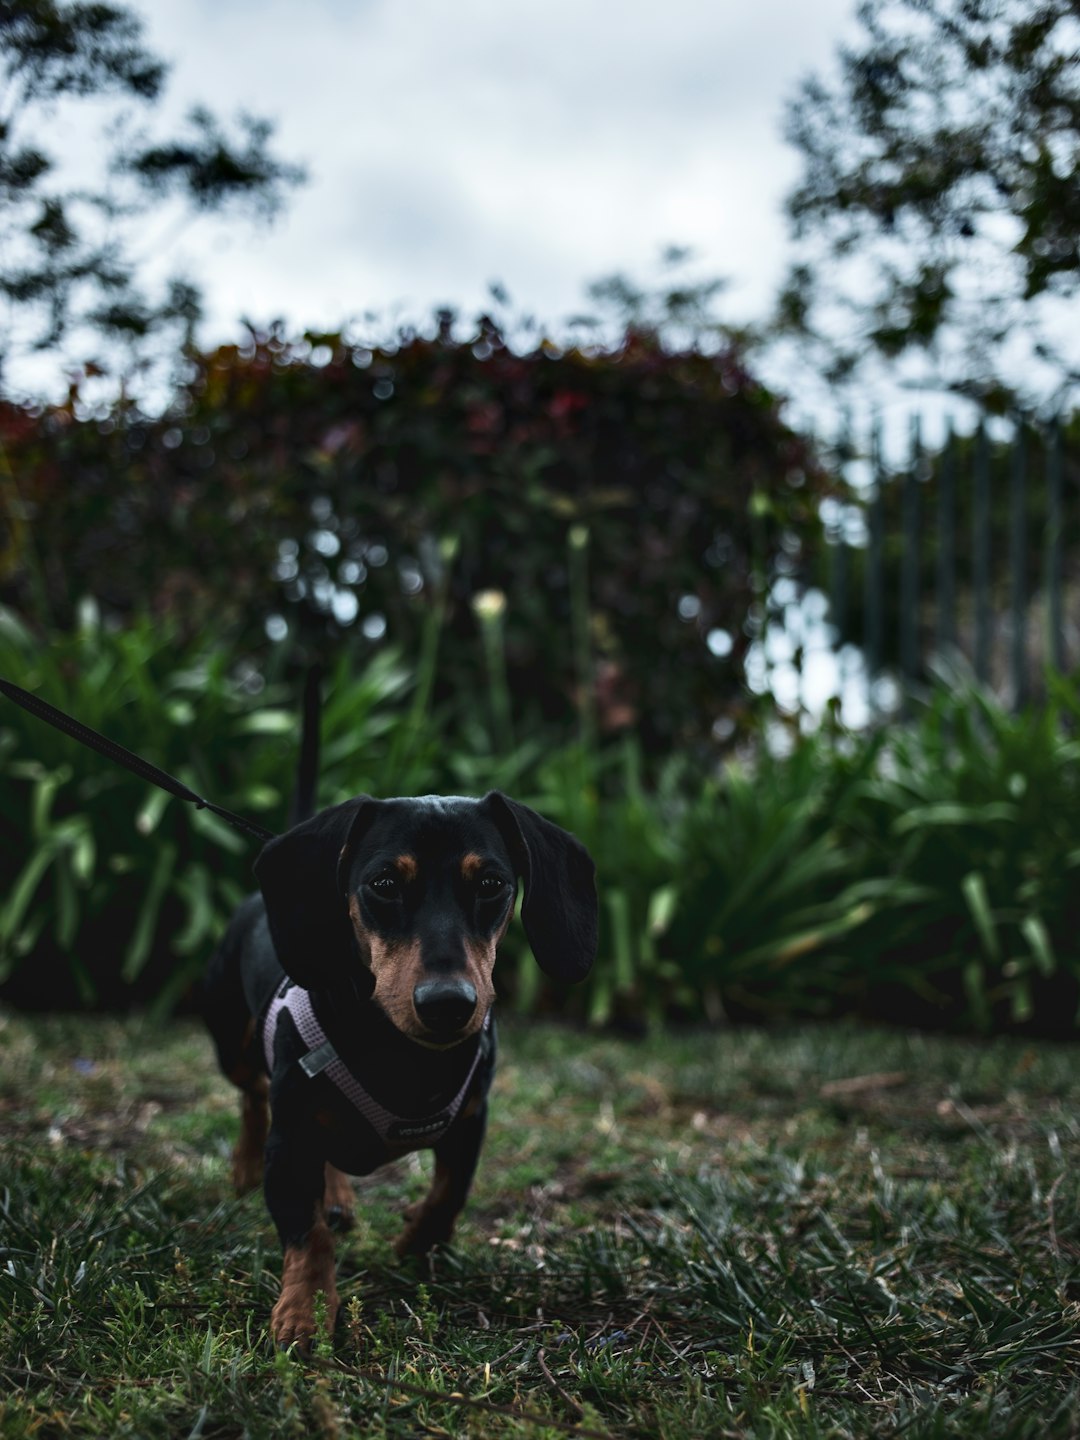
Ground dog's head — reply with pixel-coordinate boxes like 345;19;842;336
254;793;597;1047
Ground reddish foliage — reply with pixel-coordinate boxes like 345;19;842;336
0;325;833;753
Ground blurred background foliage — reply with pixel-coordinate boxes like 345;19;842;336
2;414;1080;1035
2;316;1080;1035
0;320;825;759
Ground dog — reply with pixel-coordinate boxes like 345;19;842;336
203;791;598;1348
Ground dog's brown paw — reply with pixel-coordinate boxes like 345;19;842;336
270;1286;339;1352
271;1226;339;1350
393;1203;456;1259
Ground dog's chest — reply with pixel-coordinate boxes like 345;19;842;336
311;1103;413;1174
309;1066;490;1177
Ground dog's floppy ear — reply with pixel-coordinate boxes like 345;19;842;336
253;796;380;990
482;792;598;982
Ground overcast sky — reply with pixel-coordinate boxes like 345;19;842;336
123;0;860;426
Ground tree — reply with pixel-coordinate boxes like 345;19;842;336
571;247;742;352
778;0;1080;410
0;1;304;393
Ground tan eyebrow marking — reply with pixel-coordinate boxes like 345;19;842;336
393;854;418;880
461;853;485;880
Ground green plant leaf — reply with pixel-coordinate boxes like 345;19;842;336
588;972;613;1026
189;806;247;855
123;842;177;982
607;887;634;992
173;864;215;954
0;842;60;952
1020;916;1055;978
962;871;1000;961
962;959;991;1031
31;765;71;837
71;826;96;884
235;710;296;735
136;786;171;836
893;802;1017;835
54;851;78;949
1009;976;1033;1023
733;899;875;971
647;884;678;937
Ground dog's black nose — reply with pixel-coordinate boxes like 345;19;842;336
413;978;477;1035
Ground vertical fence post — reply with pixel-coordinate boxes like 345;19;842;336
935;421;957;659
1009;421;1027;708
1046;416;1065;675
973;421;992;685
900;416;920;699
830;414;850;708
865;418;885;713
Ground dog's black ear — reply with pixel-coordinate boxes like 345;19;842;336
482;792;598;982
253;796;380;990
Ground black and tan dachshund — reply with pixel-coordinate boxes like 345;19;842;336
203;792;598;1348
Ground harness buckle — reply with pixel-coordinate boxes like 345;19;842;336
299;1038;339;1078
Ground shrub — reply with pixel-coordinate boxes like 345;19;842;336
654;667;1080;1036
0;322;831;759
3;599;1078;1036
836;664;1080;1034
659;732;882;1022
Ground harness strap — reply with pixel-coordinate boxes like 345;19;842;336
264;983;490;1147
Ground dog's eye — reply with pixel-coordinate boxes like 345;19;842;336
368;874;401;898
478;875;507;899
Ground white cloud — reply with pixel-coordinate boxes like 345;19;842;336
136;0;856;343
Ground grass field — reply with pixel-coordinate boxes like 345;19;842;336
1;1009;1078;1439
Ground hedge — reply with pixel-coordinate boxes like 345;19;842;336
0;320;831;758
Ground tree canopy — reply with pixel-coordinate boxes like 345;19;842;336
779;0;1080;410
0;1;304;392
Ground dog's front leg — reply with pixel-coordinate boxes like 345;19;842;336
394;1098;488;1258
264;1126;339;1349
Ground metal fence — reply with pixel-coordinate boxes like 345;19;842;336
756;418;1077;725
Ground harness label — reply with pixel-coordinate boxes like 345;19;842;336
387;1113;453;1141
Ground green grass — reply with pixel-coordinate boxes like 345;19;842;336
1;1011;1078;1438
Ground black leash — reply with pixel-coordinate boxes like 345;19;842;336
0;676;277;845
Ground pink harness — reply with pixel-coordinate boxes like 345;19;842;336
263;983;489;1147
